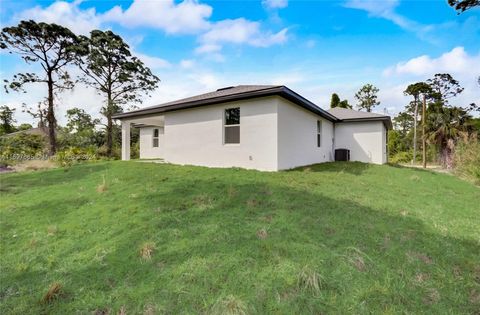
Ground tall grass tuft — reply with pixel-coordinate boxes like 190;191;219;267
297;266;323;295
210;295;248;315
42;282;62;303
97;174;108;193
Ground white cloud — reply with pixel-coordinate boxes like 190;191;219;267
344;0;432;40
14;0;102;35
197;18;288;54
102;0;212;34
263;0;288;9
180;59;195;69
383;47;480;77
12;0;212;35
344;0;399;17
382;47;480;115
195;43;222;54
133;51;171;69
11;0;288;61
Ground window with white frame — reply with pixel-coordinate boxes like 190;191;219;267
317;120;322;147
224;107;240;144
153;128;159;147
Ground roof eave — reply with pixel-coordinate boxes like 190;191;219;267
279;87;339;122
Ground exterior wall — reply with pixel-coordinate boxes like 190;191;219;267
334;121;387;164
163;96;278;171
134;96;387;169
139;126;165;159
277;98;334;170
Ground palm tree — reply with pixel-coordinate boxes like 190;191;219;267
426;103;471;168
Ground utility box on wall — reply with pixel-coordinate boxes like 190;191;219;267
335;148;350;161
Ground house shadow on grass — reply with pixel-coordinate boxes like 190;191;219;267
388;163;441;176
290;161;372;175
1;170;479;314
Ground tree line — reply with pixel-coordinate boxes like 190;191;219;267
392;74;479;169
0;20;160;156
328;76;479;171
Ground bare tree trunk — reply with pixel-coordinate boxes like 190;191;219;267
445;139;454;169
422;95;427;168
106;93;113;157
46;71;57;155
412;96;418;165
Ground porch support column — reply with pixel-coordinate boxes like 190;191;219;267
121;120;131;161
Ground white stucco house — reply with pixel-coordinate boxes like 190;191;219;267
113;85;392;171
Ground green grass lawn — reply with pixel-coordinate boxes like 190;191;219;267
1;161;479;314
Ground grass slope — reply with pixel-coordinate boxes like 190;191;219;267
1;162;479;314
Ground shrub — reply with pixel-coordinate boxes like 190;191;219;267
389;151;412;164
453;134;480;185
0;133;46;166
131;141;140;159
54;146;96;168
96;145;121;160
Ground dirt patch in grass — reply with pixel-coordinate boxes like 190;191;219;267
193;194;214;210
260;214;273;223
407;251;433;265
139;242;156;260
256;228;268;240
469;289;480;304
118;305;126;315
47;225;58;236
474;266;480;284
422;288;440;305
246;198;259;208
93;308;110;315
413;273;430;284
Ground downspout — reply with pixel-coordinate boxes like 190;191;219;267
386;127;388;164
332;123;336;161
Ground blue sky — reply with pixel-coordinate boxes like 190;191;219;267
1;0;479;124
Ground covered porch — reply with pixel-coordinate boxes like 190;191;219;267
120;115;164;160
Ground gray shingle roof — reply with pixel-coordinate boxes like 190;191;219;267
160;85;280;107
112;85;338;121
327;107;392;129
112;85;391;128
327;107;388;119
